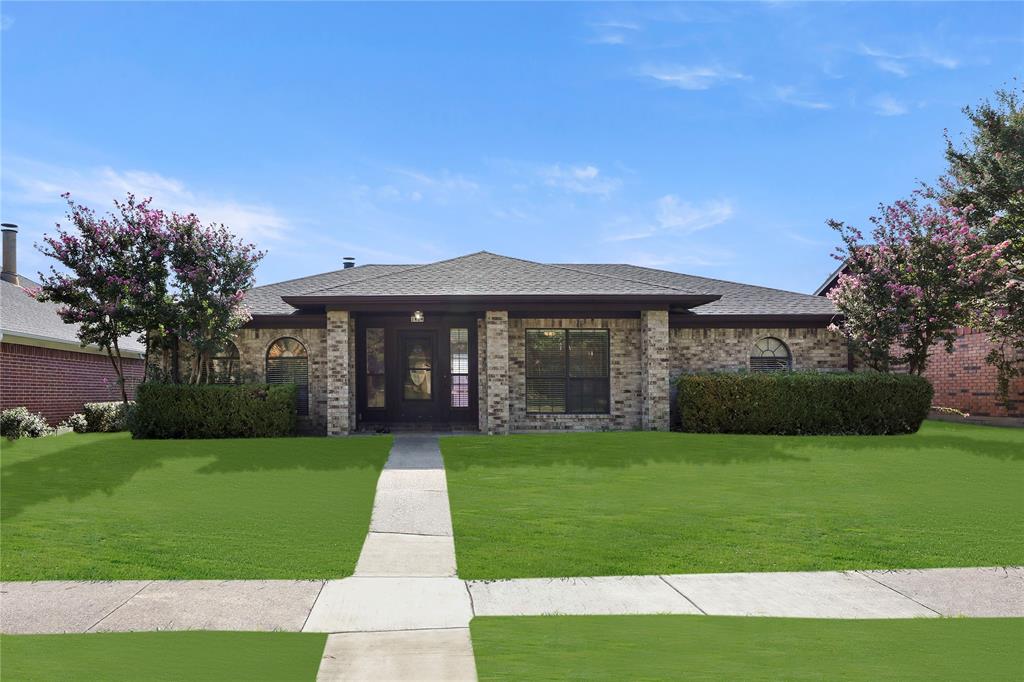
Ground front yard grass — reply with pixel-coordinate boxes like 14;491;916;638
470;615;1024;681
0;632;327;682
1;433;391;580
443;421;1023;579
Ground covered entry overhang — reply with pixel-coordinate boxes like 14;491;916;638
273;293;719;434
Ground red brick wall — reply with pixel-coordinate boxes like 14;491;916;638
924;328;1023;418
0;342;145;425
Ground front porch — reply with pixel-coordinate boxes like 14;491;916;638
322;308;673;436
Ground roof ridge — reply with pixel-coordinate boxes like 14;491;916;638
248;263;413;294
300;252;495;296
562;263;827;300
550;263;696;295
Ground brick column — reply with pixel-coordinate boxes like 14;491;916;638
326;310;352;436
484;310;509;435
640;309;670;431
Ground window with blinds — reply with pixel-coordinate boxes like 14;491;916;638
450;328;470;408
750;337;792;373
526;329;610;414
266;337;309;415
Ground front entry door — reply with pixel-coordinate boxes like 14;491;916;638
398;330;438;422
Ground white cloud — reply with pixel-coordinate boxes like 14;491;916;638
1;14;13;31
622;247;734;269
857;43;960;75
4;159;289;242
774;86;832;110
638;64;749;91
606;195;734;242
539;164;621;196
875;59;909;77
870;94;909;117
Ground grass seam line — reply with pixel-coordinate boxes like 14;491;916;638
463;580;477;617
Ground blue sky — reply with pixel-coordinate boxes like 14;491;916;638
2;2;1021;292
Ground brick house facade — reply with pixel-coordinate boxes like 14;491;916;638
236;252;847;434
1;225;146;424
816;263;1023;421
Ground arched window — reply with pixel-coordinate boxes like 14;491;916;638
266;337;309;415
750;337;792;373
210;341;241;385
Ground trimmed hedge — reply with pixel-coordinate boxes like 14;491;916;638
130;383;297;439
676;372;933;435
83;401;135;432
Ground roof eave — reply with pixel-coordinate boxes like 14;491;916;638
279;293;722;313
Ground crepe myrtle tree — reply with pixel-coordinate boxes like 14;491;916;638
33;193;264;399
168;212;263;384
32;194;170;404
936;84;1024;406
827;195;1009;375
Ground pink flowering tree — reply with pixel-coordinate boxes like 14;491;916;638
35;194;263;398
34;194;170;404
827;195;1009;375
167;212;263;383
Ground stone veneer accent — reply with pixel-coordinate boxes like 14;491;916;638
508;318;643;431
640;310;671;431
483;310;510;434
326;310;353;436
232;326;328;434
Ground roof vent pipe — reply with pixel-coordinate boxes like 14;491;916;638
343;257;355;269
1;223;18;285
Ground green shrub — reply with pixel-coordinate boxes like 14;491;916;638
61;413;89;434
676;372;933;435
1;407;52;440
130;383;297;439
83;401;135;432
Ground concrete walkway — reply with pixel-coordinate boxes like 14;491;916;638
310;434;476;681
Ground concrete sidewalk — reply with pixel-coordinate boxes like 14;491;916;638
4;566;1021;635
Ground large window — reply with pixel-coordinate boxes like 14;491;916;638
266;337;309;415
210;341;241;385
750;337;792;373
526;329;609;414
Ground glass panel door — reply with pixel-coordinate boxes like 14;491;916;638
403;335;433;401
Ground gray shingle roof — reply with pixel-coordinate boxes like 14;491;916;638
302;252;696;298
1;278;146;353
245;251;837;317
557;264;838;316
244;264;415;315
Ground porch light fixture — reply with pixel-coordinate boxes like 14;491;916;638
411;310;425;323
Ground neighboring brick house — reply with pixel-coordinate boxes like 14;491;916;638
235;251;846;435
0;225;145;424
816;264;1023;421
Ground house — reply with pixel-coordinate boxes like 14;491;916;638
233;251;845;434
815;264;1023;421
0;224;146;423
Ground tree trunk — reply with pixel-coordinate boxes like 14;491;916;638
171;335;181;384
106;342;129;405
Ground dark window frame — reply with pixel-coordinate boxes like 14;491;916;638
526;328;611;415
749;336;792;373
210;340;241;385
266;337;310;416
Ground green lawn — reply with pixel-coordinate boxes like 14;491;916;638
443;421;1023;579
470;615;1024;681
0;632;327;682
1;433;391;580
